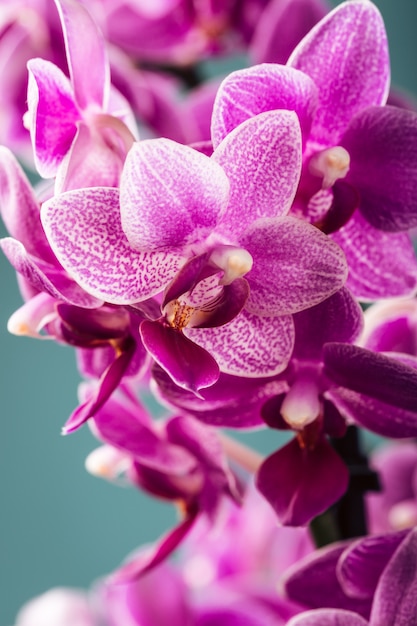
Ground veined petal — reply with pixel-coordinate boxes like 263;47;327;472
41;187;186;304
288;0;390;146
211;64;318;148
140;321;220;393
331;212;417;300
240;216;348;316
27;58;79;178
341;106;417;232
55;0;109;110
0;147;54;262
287;609;368;626
186;309;294;378
212;110;302;239
256;436;349;526
120;139;230;251
370;528;417;626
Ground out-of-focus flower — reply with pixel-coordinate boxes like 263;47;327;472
283;527;417;626
26;0;137;191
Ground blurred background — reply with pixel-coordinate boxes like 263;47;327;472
1;0;417;623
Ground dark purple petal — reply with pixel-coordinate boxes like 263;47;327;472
0;147;54;262
55;0;109;110
288;0;389;146
92;397;196;475
316;181;359;235
63;344;135;433
120;139;229;252
162;253;212;308
27;58;79;178
212;110;302;239
250;0;329;65
110;513;198;582
292;287;363;360
140;320;220;394
287;609;368;626
370;528;417;625
187;309;294;377
241;216;348;316
331;212;417;300
57;304;130;342
323;344;417;412
193;279;250;329
211;64;318;148
342;106;417;232
256;436;349;526
282;541;372;617
41;187;186;303
152;366;285;428
338;530;410;601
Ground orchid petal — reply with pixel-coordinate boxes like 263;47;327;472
287;609;368;626
288;0;390;146
140;321;220;393
0;237;102;308
41;187;186;304
331;212;417;300
120;139;229;251
55;121;124;193
211;64;318;148
111;513;198;582
292;287;363;360
186;308;294;378
370;528;417;626
250;0;329;65
152;366;283;428
338;530;409;601
63;343;135;433
212;110;302;239
282;541;372;617
240;216;348;316
92;398;196;475
256;436;349;526
0;147;54;262
27;58;79;178
341;105;417;232
54;0;109;110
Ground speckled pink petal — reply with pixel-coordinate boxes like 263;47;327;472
241;216;348;316
212;110;302;240
27;58;79;178
55;0;109;110
186;308;294;377
41;187;186;304
0;147;54;262
0;237;102;308
211;64;318;148
331;212;417;301
120;139;230;252
288;0;390;146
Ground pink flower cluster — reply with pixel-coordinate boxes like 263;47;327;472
2;0;417;624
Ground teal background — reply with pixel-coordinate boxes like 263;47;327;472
1;1;417;623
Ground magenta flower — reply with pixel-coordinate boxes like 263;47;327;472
26;0;137;191
211;0;417;300
283;527;417;626
41;109;347;392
